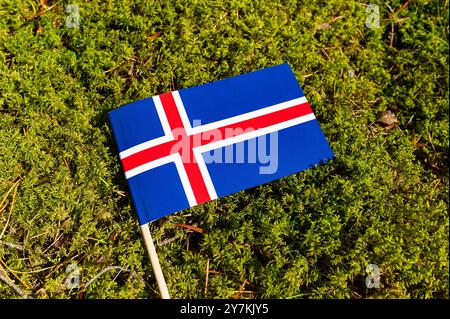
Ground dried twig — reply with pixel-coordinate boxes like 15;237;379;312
0;258;31;289
390;22;395;47
38;0;62;16
238;279;248;292
0;201;8;215
174;223;206;234
42;232;64;254
0;240;24;251
44;254;80;279
0;180;19;215
0;181;19;240
204;259;210;297
232;279;254;299
386;1;413;47
0;270;31;299
157;234;183;247
84;266;128;289
395;1;411;15
321;48;331;61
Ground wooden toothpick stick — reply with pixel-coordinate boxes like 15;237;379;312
140;223;170;299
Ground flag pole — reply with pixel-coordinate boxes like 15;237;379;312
140;223;170;299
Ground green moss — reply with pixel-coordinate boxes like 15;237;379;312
0;0;448;298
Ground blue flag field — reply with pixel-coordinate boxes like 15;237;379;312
109;63;334;225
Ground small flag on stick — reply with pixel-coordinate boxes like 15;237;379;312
108;63;334;298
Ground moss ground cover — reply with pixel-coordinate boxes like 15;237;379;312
0;0;448;298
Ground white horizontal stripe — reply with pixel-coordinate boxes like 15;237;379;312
173;155;197;206
119;135;173;160
125;154;175;179
125;154;177;179
192;150;218;200
195;113;316;154
190;96;307;135
126;153;197;207
119;96;308;159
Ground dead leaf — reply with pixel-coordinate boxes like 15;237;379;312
376;110;398;126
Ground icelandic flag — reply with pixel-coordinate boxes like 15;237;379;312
109;63;334;225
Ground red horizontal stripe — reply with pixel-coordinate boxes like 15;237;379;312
121;140;176;171
121;101;313;172
199;102;313;146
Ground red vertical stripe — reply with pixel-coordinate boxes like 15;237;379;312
159;92;212;205
159;92;186;130
184;150;212;205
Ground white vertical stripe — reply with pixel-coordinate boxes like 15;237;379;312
153;95;174;137
173;155;197;207
172;90;193;134
193;149;218;200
